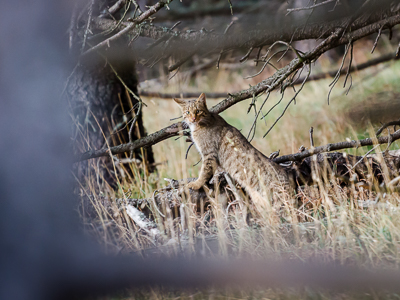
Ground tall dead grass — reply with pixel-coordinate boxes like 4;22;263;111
75;54;400;298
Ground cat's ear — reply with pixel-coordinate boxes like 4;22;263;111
197;93;207;107
173;98;186;107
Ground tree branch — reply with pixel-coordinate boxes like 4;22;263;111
108;0;128;16
78;122;186;161
77;13;400;162
140;91;229;99
376;120;400;136
140;52;399;99
286;0;336;15
91;4;399;60
82;0;174;56
273;129;400;164
293;52;399;84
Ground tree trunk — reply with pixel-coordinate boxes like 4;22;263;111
68;49;155;186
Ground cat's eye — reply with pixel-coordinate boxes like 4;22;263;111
195;110;199;114
185;111;190;115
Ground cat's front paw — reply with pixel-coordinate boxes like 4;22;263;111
186;180;203;190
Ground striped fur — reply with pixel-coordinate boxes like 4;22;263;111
174;93;293;203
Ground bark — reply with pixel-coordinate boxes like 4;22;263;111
68;0;155;185
69;57;155;182
90;1;400;60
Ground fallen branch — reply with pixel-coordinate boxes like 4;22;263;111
125;205;162;242
273;129;400;164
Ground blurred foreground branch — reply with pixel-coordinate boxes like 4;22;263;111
91;3;400;61
8;0;400;299
140;91;229;99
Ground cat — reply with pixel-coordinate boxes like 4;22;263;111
173;93;294;205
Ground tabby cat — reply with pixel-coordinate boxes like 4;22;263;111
174;93;293;204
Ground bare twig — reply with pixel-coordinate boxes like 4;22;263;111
247;92;270;142
309;127;314;147
261;89;285;121
295;52;398;84
104;0;133;36
129;101;142;158
247;41;303;79
84;23;135;56
376;120;400;136
263;63;311;138
82;0;174;57
286;0;335;15
239;47;254;63
227;0;233;15
217;20;235;69
108;61;142;102
141;52;398;100
108;0;128;16
349;144;380;172
246;50;285;79
255;46;263;66
343;41;353;92
185;142;195;159
327;40;351;104
81;0;95;53
131;0;144;16
371;23;386;53
68;2;79;51
168;51;196;72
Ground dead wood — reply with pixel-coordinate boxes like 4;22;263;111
77;123;400;164
274;129;400;164
114;150;400;224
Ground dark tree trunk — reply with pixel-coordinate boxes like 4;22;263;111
68;56;155;185
67;0;155;186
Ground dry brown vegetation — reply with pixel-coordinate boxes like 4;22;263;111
6;0;400;299
75;46;400;298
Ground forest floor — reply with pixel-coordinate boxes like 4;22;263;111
78;47;400;299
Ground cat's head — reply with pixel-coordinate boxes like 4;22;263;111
173;93;210;126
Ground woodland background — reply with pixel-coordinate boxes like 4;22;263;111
2;0;400;299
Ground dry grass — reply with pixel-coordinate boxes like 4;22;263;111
76;52;400;298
